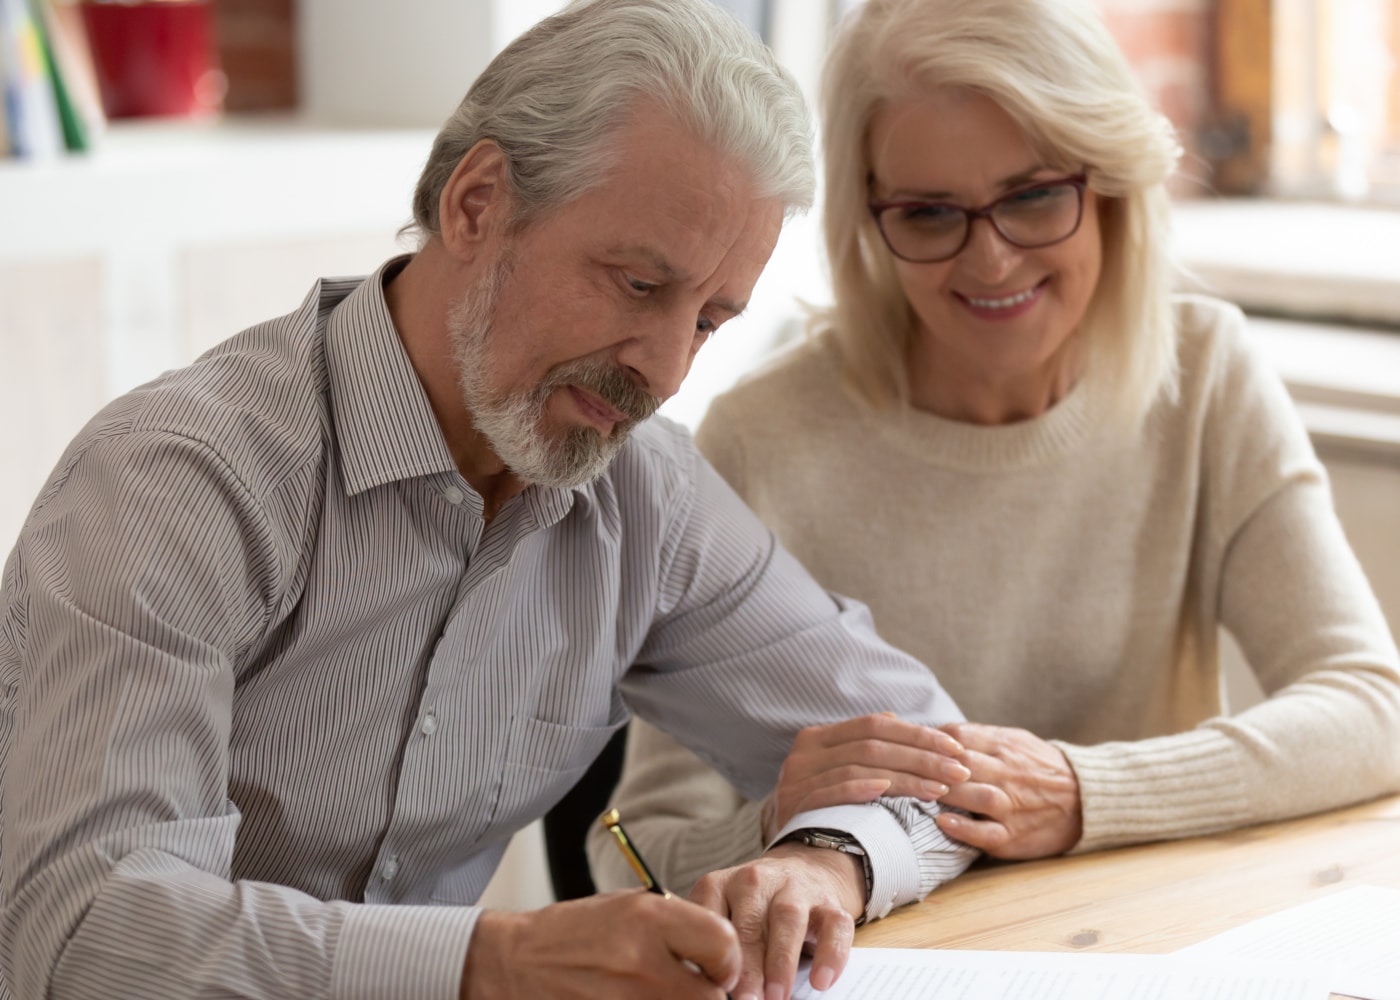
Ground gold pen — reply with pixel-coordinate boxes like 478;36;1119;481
599;808;670;897
600;808;733;999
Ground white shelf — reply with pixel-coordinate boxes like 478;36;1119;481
1174;199;1400;328
1;116;436;264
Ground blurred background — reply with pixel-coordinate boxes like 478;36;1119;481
2;0;1399;910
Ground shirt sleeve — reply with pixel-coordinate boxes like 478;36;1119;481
1059;308;1400;852
620;443;977;919
771;802;977;924
0;432;473;1000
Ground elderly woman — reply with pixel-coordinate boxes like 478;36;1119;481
587;0;1400;896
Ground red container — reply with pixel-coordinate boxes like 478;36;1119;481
80;0;225;119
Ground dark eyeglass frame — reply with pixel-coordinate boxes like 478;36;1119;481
867;173;1089;263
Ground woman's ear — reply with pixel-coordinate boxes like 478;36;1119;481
439;139;513;260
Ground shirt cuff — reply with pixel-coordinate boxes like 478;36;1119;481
332;902;481;1000
768;803;919;923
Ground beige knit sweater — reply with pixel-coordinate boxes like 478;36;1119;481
587;295;1400;895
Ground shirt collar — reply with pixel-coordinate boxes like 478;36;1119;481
324;256;459;496
322;256;597;523
524;480;588;529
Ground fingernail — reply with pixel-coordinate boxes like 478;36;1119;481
951;763;971;781
940;812;960;827
923;781;949;798
766;984;787;1000
811;965;836;990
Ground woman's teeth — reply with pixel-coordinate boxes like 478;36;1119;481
966;286;1038;309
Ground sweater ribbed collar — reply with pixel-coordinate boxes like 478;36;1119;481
855;367;1104;473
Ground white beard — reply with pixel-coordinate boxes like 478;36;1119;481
447;254;659;489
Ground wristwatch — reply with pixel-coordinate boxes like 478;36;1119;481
780;828;873;921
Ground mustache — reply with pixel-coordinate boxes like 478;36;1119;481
543;359;661;425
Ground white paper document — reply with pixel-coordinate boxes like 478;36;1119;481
1177;884;1400;1000
792;947;1325;999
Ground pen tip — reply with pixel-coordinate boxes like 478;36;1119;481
600;808;620;828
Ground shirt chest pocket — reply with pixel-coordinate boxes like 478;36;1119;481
484;713;627;838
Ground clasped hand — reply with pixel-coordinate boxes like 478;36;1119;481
760;714;1083;861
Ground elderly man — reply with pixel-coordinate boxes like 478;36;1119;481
0;2;975;998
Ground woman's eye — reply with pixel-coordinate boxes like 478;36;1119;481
625;274;655;294
696;315;716;335
903;204;959;223
1012;187;1052;202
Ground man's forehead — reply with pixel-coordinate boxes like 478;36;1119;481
551;114;786;304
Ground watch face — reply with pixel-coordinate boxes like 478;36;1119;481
805;830;864;854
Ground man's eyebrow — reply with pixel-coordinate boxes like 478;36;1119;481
610;245;748;318
710;296;748;320
611;245;683;281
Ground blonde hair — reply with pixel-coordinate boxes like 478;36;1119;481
819;0;1182;425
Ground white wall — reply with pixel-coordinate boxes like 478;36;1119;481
297;0;828;129
296;0;623;128
298;0;498;128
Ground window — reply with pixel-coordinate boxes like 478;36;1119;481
1220;0;1394;200
1258;0;1400;202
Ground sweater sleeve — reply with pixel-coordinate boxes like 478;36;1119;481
1060;305;1400;852
586;719;765;896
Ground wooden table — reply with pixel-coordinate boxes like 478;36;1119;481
856;793;1400;996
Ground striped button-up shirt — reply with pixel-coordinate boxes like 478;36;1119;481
1;260;974;1000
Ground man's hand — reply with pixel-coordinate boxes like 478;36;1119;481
690;840;865;1000
933;722;1083;859
461;890;740;999
760;713;971;841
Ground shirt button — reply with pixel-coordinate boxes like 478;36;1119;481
381;855;400;881
420;713;438;736
442;486;464;505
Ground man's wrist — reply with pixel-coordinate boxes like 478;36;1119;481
764;840;868;919
778;828;873;918
461;910;524;1000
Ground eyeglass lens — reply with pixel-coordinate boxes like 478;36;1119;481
877;180;1083;263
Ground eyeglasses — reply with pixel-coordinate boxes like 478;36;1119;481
868;173;1088;264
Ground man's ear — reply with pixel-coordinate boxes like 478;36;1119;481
439;139;513;260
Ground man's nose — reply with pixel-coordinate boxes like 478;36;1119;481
616;315;699;402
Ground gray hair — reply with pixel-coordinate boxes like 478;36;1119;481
820;0;1183;428
409;0;814;241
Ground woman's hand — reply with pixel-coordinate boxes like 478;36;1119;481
933;722;1082;859
760;713;970;841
